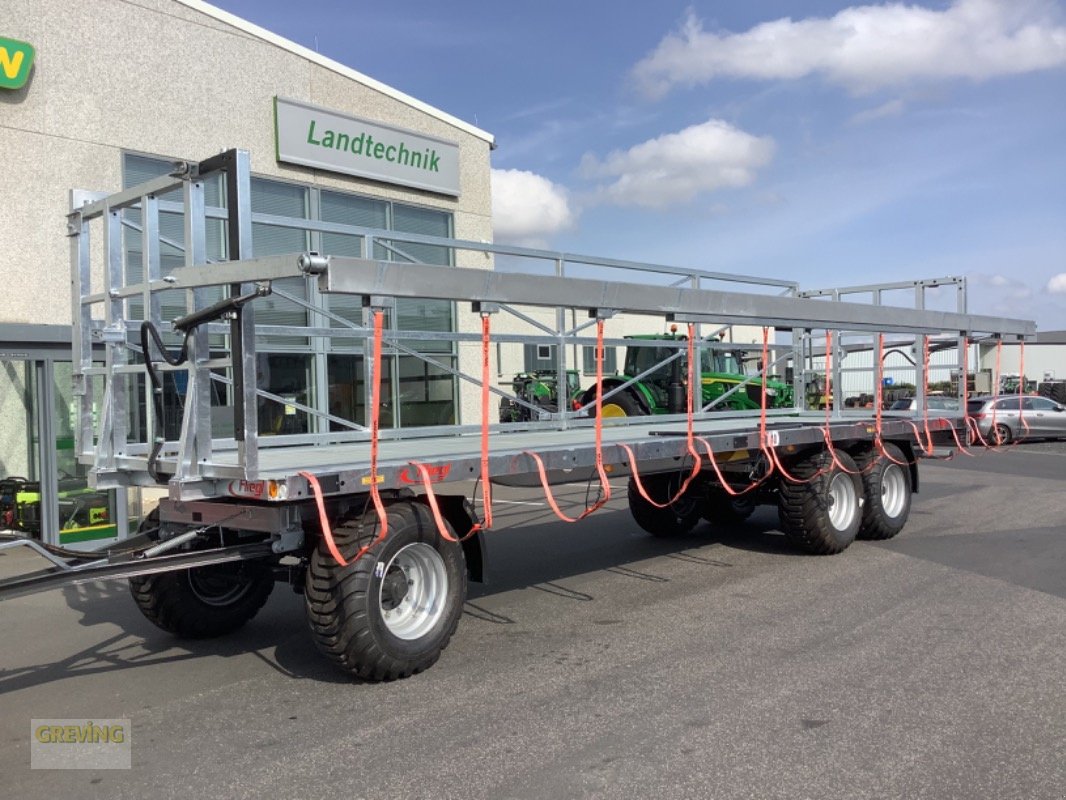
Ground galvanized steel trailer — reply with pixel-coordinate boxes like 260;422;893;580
0;150;1035;681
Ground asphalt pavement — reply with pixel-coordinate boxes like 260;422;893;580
1;441;1064;799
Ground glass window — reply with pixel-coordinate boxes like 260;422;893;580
53;361;119;544
120;153;458;431
0;359;37;486
1024;397;1054;411
389;206;454;353
391;204;452;266
122;154;226;340
256;353;313;436
321;191;388;330
327;354;395;429
396;356;455;426
250;177;310;347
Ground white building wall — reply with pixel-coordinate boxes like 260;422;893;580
0;0;493;327
978;343;1066;384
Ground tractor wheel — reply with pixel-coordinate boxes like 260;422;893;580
702;489;756;526
305;501;466;681
628;472;702;537
852;444;911;541
589;388;644;418
1039;382;1066;403
777;450;863;555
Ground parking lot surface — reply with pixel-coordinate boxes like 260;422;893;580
2;442;1065;799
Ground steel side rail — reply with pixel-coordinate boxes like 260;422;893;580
163;254;1034;338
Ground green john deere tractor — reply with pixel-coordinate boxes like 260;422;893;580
576;333;793;417
499;369;583;423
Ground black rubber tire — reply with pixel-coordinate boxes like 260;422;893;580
1039;382;1066;403
588;388;644;418
499;397;517;423
628;472;702;537
305;501;467;681
777;450;863;555
129;560;275;639
993;423;1013;445
852;444;912;541
702;489;756;526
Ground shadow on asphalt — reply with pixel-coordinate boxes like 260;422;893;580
873;525;1066;600
1;508;809;692
469;507;799;601
0;584;353;695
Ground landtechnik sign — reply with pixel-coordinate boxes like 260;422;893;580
0;36;35;90
274;96;460;197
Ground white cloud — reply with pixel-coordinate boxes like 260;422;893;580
965;272;1039;322
1048;272;1066;293
580;118;775;209
971;272;1034;300
633;0;1066;98
850;98;907;124
490;169;575;247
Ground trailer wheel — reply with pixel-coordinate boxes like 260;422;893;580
129;559;275;639
628;472;702;537
853;444;911;540
703;489;756;526
777;450;863;554
305;501;466;681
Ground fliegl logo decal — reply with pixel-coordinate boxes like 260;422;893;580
228;479;266;499
399;464;452;484
0;37;35;90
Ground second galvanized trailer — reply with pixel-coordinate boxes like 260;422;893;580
0;149;1035;681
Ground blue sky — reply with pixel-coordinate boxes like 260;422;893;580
211;0;1066;331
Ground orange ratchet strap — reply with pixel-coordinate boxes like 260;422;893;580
301;309;390;566
620;324;702;509
410;312;495;542
526;318;612;522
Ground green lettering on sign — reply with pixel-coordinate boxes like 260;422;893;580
0;36;34;90
302;116;444;174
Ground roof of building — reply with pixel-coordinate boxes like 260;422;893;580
177;0;496;147
1035;330;1066;344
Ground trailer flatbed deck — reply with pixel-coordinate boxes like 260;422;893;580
144;411;960;500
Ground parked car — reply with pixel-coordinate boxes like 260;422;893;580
967;394;1066;444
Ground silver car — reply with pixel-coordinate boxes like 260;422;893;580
967;394;1066;444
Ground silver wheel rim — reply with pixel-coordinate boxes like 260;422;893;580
378;542;448;640
827;472;858;531
881;463;907;519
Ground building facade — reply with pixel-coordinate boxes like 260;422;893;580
0;0;494;546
